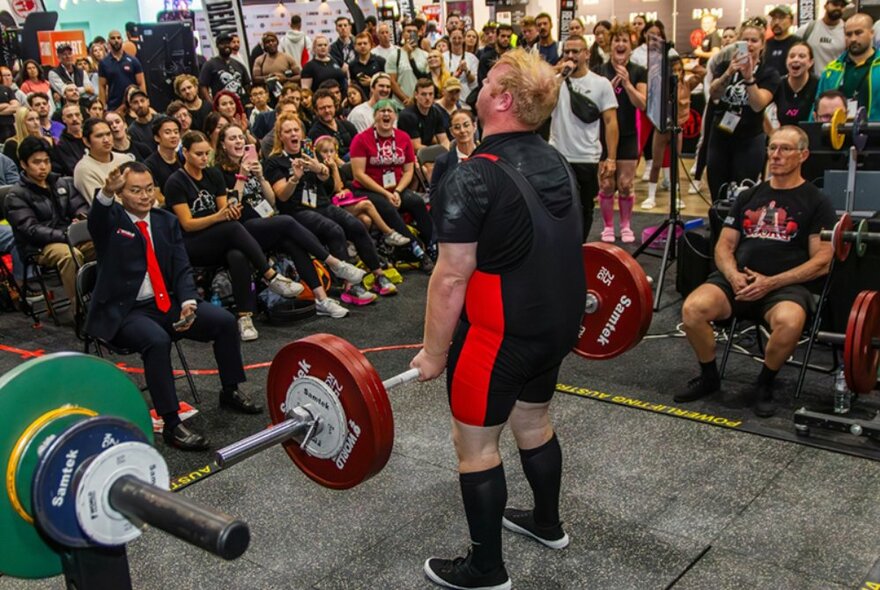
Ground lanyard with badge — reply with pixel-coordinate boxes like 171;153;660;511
288;151;318;208
716;66;756;134
242;176;274;217
841;62;870;118
374;128;398;189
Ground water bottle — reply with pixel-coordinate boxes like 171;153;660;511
411;242;425;259
833;369;851;414
210;292;222;307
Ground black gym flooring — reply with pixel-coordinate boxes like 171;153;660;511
2;210;880;590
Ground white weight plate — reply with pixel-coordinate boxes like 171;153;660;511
75;441;170;546
284;376;348;459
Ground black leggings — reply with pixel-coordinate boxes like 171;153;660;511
290;205;382;271
569;162;598;241
359;189;435;245
183;221;270;313
242;216;322;289
706;131;766;202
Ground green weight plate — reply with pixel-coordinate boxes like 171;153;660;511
0;353;152;579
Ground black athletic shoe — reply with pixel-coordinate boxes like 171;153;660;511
423;550;511;590
674;375;720;403
752;384;776;418
501;508;569;549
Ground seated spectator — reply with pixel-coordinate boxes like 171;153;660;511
298;87;315;131
212;90;255;143
74;117;135;202
316;79;344;107
166;100;193;134
397;78;450;150
0;151;19;184
435;77;463;125
264;113;397;302
173;74;212;132
145;116;182;202
28;93;64;141
51;84;84;123
348;73;394;132
164;131;302;341
258;97;298;157
213;123;360;316
86;97;105;120
308;89;358;159
53;103;86;176
678;126;836;417
106;110;152;162
349;100;436;271
252;85;302;139
3;107;42;162
248;83;272;128
203;112;231;149
126;87;160;150
430;109;477;201
812;89;847;122
18;59;52;100
88;162;261;451
343;84;366;117
5;136;95;314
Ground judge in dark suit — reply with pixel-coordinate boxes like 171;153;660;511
87;161;263;451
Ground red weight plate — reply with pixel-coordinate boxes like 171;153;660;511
845;291;880;394
832;213;853;262
267;335;391;489
574;243;654;360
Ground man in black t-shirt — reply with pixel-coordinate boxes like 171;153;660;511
397;78;450;150
198;32;251;105
679;126;836;417
126;88;159;150
144;117;182;202
764;5;801;77
307;90;358;159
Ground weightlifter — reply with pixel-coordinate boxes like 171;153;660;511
411;50;585;590
679;126;836;417
87;162;263;452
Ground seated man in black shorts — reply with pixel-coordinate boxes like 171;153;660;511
679;125;836;417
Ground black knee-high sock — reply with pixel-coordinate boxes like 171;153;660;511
459;463;507;572
519;434;562;527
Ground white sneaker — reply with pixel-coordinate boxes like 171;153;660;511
688;179;702;195
641;160;652;181
315;297;349;318
331;260;367;284
641;197;656;210
267;273;304;298
238;315;259;341
659;177;670;191
688;163;697;176
384;231;411;247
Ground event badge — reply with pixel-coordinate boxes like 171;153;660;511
765;103;779;130
382;170;396;189
302;187;318;208
717;111;741;134
253;199;274;218
847;98;858;119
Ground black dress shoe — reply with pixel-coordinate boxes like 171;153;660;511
219;388;264;414
162;423;210;451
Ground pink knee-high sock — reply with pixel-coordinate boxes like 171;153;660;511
618;194;635;229
598;191;615;229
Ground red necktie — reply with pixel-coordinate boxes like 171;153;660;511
135;220;171;313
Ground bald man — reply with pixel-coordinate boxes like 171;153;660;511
815;13;880;121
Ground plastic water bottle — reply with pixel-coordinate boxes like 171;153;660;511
411;242;425;259
833;369;851;414
210;292;222;307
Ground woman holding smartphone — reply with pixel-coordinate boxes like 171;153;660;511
706;19;780;201
165;131;303;341
213;123;363;317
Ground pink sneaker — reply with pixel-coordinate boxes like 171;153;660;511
340;284;377;306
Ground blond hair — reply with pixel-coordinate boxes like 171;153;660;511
491;49;559;129
271;112;304;156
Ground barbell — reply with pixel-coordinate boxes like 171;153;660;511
821;212;880;262
0;353;250;580
815;290;880;394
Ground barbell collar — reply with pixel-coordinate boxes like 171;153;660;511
108;475;250;560
214;407;315;469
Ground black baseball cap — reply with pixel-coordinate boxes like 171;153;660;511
56;43;73;53
216;31;235;45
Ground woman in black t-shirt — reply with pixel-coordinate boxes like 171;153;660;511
165;131;303;341
594;23;647;244
706;20;781;201
767;42;818;131
213;123;364;316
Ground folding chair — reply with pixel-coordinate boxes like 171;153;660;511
75;261;200;404
415;144;448;192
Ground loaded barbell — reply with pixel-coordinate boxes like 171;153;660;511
821;212;880;262
823;106;876;151
0;354;250;581
814;290;880;394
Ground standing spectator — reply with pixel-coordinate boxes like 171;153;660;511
464;28;480;56
767;42;818;131
707;20;780;200
166;100;193;134
229;33;249;71
0;68;19;142
350;32;386;97
568;17;586;39
330;16;356;70
364;16;379;47
48;43;95;98
248;83;272;128
173;74;211;132
308;89;358;158
126;88;159;150
373;23;413;108
435;77;463;124
99;30;146;111
27;93;63;141
301;36;347;92
106;110;152;162
536;13;561;64
445;12;463;33
426;49;451;96
797;0;847;76
122;22;141;57
446;28;478;98
477;24;514;86
764;5;801;77
279;15;311;71
814;13;880;120
589;21;612;69
144;116;182;202
199;32;251;106
519;17;540;53
348;73;394;132
18;59;52;99
74;117;135;202
551;35;619;240
694;13;723;65
251;32;300;87
53;103;86;176
397;78;449;150
88;38;107;70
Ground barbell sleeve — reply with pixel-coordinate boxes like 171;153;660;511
108;475;250;560
816;331;880;348
215;413;313;469
382;368;422;391
820;230;880;243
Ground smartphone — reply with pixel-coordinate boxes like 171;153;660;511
302;138;315;158
242;144;257;165
734;41;748;59
410;31;419;45
173;312;196;330
227;189;240;207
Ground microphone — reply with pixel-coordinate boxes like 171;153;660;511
559;64;574;78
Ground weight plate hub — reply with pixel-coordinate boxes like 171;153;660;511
832;213;853;262
574;243;654;360
32;416;148;548
846;291;880;394
268;335;393;489
285;376;348;459
0;353;153;579
75;441;169;547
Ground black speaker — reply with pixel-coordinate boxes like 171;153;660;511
137;21;198;113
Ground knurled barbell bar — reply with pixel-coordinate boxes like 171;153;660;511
821;212;880;262
814;290;880;394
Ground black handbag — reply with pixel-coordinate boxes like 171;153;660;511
565;78;601;125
